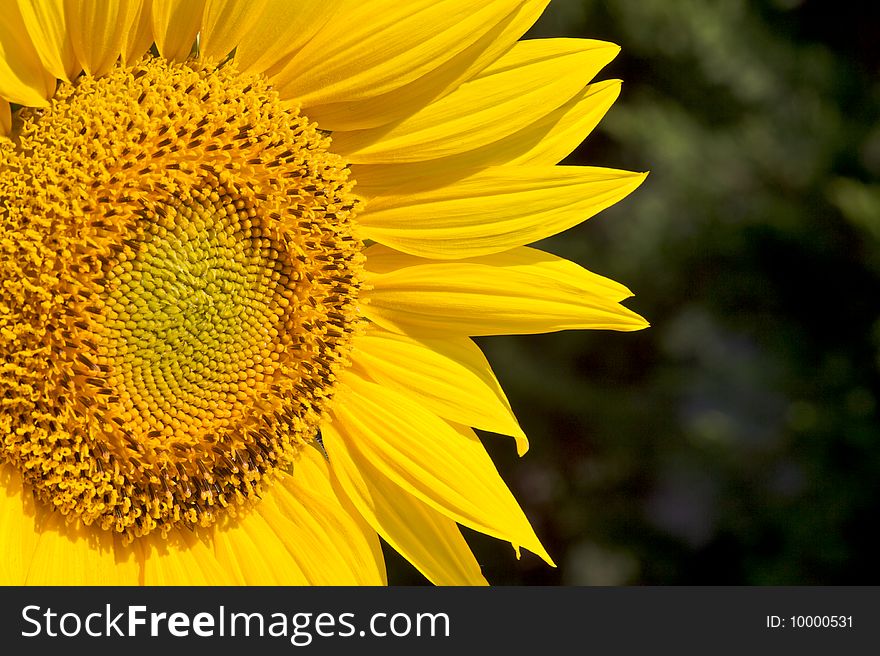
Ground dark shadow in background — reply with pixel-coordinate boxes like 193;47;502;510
383;0;880;585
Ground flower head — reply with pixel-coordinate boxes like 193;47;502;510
0;0;647;585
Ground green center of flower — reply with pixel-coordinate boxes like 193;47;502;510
0;57;363;540
102;185;294;442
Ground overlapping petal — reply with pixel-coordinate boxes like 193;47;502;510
67;0;144;77
270;0;525;110
363;244;648;336
24;514;141;585
144;448;387;586
2;443;144;588
233;0;341;78
16;0;79;81
326;373;552;564
247;447;387;585
358;165;646;259
325;420;487;585
121;0;154;66
352;79;623;195
199;0;268;62
151;0;205;62
306;0;551;132
506;78;623;165
142;529;227;585
352;327;528;454
0;3;56;105
332;38;619;164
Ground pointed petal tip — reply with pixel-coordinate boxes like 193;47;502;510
631;170;650;191
622;168;650;187
513;540;556;567
625;313;651;331
529;531;555;565
588;39;621;61
613;300;651;332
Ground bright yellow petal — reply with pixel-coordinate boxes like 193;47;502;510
16;0;79;81
142;527;228;585
351;79;623;194
328;374;553;565
67;0;143;77
363;244;649;336
272;447;387;585
0;471;134;586
0;98;10;136
199;0;268;62
0;3;56;106
121;0;154;66
0;464;38;584
307;0;550;132
507;78;622;165
233;0;341;77
352;327;528;455
324;420;488;586
151;0;205;62
273;0;525;109
332;38;619;164
211;507;310;585
359;166;647;259
174;449;386;586
25;511;141;585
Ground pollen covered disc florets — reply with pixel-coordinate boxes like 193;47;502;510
0;58;363;539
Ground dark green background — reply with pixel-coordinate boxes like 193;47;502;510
384;0;880;585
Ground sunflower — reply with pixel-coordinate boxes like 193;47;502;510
0;0;647;585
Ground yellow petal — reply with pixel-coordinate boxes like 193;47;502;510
352;327;528;455
328;373;553;564
332;38;619;164
0;3;56;106
25;510;141;585
508;78;622;165
273;0;525;109
324;420;488;585
0;464;38;584
142;527;228;585
211;508;310;585
273;447;387;585
284;447;386;584
359;166;647;259
151;0;205;62
0;98;10;136
121;0;154;66
351;79;622;194
199;0;268;62
167;448;385;586
233;0;341;77
307;0;551;131
67;0;143;77
16;0;79;81
364;244;649;336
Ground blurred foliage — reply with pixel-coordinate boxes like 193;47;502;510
385;0;880;584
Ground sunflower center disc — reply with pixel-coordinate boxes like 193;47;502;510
0;58;363;539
